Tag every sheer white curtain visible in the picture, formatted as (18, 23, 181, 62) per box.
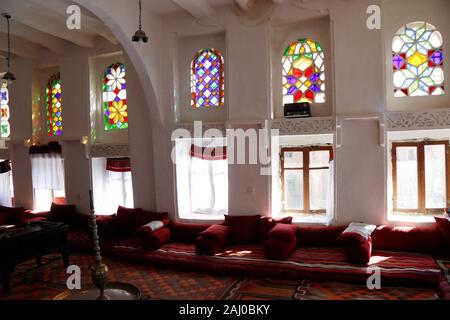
(175, 138, 228, 218)
(91, 158, 134, 215)
(0, 171, 12, 207)
(31, 153, 65, 211)
(326, 159, 334, 217)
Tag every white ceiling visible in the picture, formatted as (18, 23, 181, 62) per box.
(0, 0, 236, 60)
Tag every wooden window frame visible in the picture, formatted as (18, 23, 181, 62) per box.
(280, 146, 332, 214)
(392, 140, 450, 214)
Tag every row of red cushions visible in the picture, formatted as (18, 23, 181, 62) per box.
(113, 206, 169, 237)
(224, 215, 293, 245)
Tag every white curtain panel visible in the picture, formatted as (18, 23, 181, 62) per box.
(175, 138, 228, 218)
(0, 171, 12, 207)
(102, 170, 134, 214)
(31, 153, 65, 191)
(326, 160, 334, 217)
(91, 158, 134, 215)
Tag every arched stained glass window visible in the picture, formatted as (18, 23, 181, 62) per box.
(46, 73, 62, 136)
(392, 21, 444, 97)
(103, 63, 128, 130)
(0, 82, 10, 138)
(190, 48, 224, 108)
(282, 38, 325, 105)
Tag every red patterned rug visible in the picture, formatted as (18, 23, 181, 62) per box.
(0, 253, 440, 300)
(222, 278, 439, 300)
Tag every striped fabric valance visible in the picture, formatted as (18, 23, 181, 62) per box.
(106, 157, 131, 172)
(190, 144, 227, 160)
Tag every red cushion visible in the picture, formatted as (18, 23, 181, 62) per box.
(140, 227, 171, 250)
(224, 215, 261, 245)
(258, 216, 292, 243)
(336, 232, 365, 246)
(136, 210, 169, 229)
(371, 225, 443, 254)
(48, 203, 87, 229)
(344, 236, 372, 265)
(296, 226, 347, 247)
(0, 206, 26, 224)
(196, 225, 230, 255)
(115, 206, 142, 236)
(0, 212, 11, 225)
(196, 236, 226, 256)
(268, 223, 297, 243)
(199, 224, 230, 242)
(169, 221, 210, 242)
(264, 237, 297, 260)
(435, 217, 450, 250)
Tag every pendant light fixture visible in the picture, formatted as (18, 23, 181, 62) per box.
(1, 13, 15, 83)
(131, 0, 149, 43)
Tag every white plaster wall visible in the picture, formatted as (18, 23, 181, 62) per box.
(5, 0, 449, 227)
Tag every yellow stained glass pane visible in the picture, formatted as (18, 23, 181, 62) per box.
(408, 51, 427, 67)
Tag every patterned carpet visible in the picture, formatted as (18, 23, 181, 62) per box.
(0, 253, 441, 300)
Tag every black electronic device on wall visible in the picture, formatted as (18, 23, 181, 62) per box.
(283, 102, 311, 118)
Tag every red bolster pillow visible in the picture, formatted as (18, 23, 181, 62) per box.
(264, 237, 297, 260)
(344, 236, 372, 265)
(258, 216, 293, 243)
(268, 223, 297, 243)
(140, 227, 170, 250)
(435, 217, 450, 251)
(199, 224, 230, 242)
(195, 225, 230, 255)
(196, 236, 226, 255)
(371, 225, 443, 254)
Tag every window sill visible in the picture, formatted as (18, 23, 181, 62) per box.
(292, 215, 332, 225)
(387, 213, 437, 223)
(178, 212, 226, 223)
(270, 214, 332, 225)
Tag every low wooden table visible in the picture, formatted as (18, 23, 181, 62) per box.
(0, 221, 69, 292)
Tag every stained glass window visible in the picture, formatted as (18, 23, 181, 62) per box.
(190, 48, 224, 108)
(103, 63, 128, 130)
(392, 21, 444, 97)
(282, 38, 325, 105)
(46, 73, 62, 136)
(0, 82, 10, 138)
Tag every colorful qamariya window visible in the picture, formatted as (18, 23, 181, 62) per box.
(282, 38, 325, 105)
(103, 63, 128, 130)
(46, 73, 62, 136)
(190, 48, 224, 108)
(392, 21, 444, 97)
(0, 82, 10, 138)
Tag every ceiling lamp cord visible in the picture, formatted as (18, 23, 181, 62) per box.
(131, 0, 149, 43)
(1, 13, 15, 82)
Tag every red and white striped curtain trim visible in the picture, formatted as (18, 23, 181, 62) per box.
(190, 144, 227, 160)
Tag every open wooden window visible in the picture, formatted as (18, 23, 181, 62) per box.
(392, 141, 449, 214)
(281, 146, 332, 214)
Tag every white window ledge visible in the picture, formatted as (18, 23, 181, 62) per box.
(292, 215, 333, 226)
(178, 212, 226, 223)
(388, 214, 436, 223)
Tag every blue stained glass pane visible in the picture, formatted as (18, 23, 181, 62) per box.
(310, 84, 320, 93)
(310, 73, 320, 82)
(431, 51, 443, 65)
(287, 76, 297, 84)
(287, 86, 297, 95)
